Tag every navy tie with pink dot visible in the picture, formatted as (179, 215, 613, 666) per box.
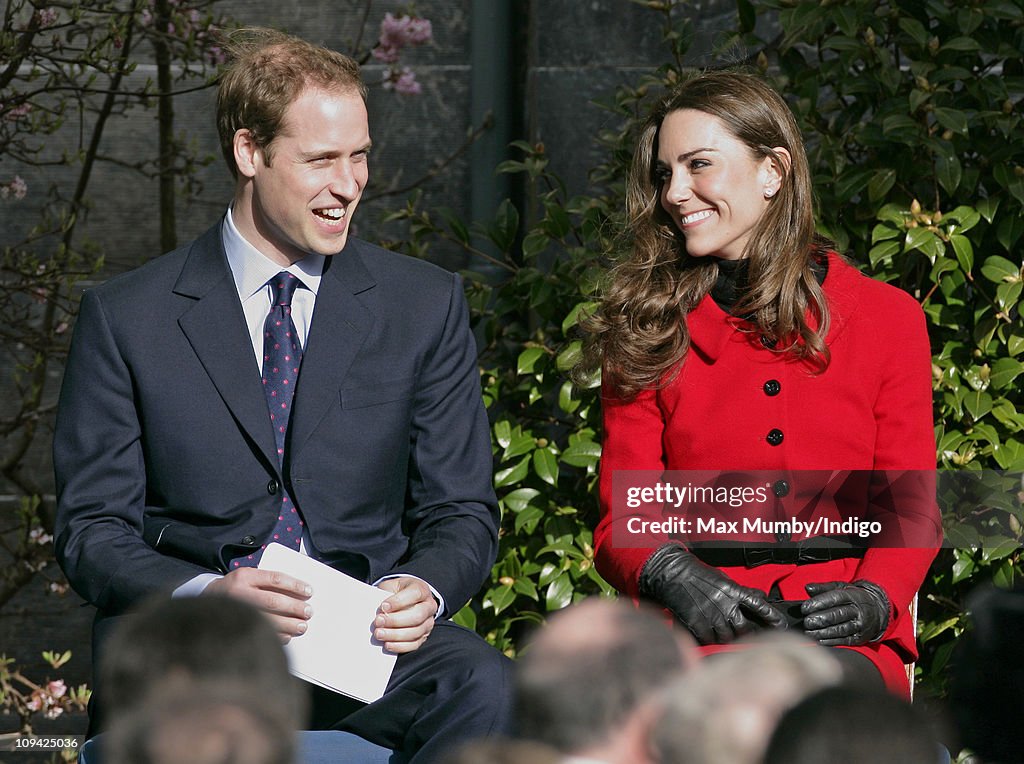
(233, 271, 306, 568)
(263, 272, 303, 461)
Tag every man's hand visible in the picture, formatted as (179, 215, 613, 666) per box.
(374, 576, 437, 654)
(205, 568, 313, 643)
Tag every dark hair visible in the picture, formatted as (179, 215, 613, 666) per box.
(578, 70, 832, 398)
(216, 28, 366, 177)
(764, 686, 940, 764)
(950, 584, 1024, 763)
(104, 682, 295, 764)
(514, 600, 686, 752)
(98, 594, 306, 728)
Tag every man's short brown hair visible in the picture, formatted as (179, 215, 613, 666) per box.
(216, 28, 367, 177)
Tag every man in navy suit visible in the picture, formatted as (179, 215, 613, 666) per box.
(54, 28, 509, 762)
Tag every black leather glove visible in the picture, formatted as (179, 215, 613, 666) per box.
(801, 580, 891, 646)
(638, 544, 787, 645)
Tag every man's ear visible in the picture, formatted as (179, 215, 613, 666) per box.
(233, 129, 261, 179)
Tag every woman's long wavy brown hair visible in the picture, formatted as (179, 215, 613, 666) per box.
(578, 71, 833, 399)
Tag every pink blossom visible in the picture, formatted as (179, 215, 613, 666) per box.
(35, 8, 58, 27)
(372, 44, 400, 64)
(4, 103, 32, 121)
(140, 8, 153, 26)
(29, 527, 53, 545)
(47, 680, 67, 699)
(26, 694, 42, 712)
(383, 67, 421, 96)
(393, 68, 422, 95)
(44, 705, 64, 720)
(376, 13, 433, 55)
(1, 176, 28, 200)
(406, 17, 432, 45)
(207, 45, 226, 65)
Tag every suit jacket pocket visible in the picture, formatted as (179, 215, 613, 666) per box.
(341, 377, 415, 409)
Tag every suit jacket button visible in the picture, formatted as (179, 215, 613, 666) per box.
(776, 531, 792, 543)
(773, 479, 790, 497)
(267, 479, 279, 495)
(766, 429, 784, 446)
(763, 379, 781, 396)
(242, 535, 256, 545)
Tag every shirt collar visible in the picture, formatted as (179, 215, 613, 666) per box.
(222, 206, 325, 298)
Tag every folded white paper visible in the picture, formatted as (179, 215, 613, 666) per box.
(258, 543, 397, 703)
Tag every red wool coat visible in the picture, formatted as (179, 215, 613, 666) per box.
(595, 252, 941, 697)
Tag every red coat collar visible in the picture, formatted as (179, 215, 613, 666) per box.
(687, 251, 863, 363)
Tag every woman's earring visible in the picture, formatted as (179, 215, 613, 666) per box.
(764, 188, 776, 198)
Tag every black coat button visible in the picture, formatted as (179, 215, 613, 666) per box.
(763, 379, 781, 396)
(760, 335, 778, 349)
(242, 535, 256, 545)
(773, 479, 790, 497)
(267, 479, 280, 495)
(776, 531, 792, 543)
(766, 429, 784, 446)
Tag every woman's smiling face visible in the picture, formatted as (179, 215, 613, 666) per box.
(656, 108, 783, 261)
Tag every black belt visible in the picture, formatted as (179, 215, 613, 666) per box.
(690, 537, 867, 568)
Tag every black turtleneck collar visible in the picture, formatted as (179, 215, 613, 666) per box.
(709, 256, 829, 315)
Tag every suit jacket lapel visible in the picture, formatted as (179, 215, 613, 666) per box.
(289, 239, 375, 461)
(173, 223, 280, 469)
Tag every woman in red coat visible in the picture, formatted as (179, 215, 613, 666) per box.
(579, 71, 940, 697)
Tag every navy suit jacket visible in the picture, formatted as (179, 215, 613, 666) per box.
(54, 221, 499, 617)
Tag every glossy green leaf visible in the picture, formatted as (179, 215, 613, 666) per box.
(488, 584, 516, 615)
(514, 505, 545, 535)
(517, 346, 545, 375)
(949, 234, 973, 272)
(556, 341, 582, 372)
(996, 280, 1023, 311)
(936, 152, 962, 194)
(871, 222, 901, 243)
(545, 574, 575, 611)
(561, 440, 602, 468)
(868, 169, 897, 202)
(533, 448, 559, 486)
(933, 107, 969, 136)
(944, 205, 981, 233)
(963, 390, 993, 421)
(941, 36, 981, 52)
(452, 605, 477, 631)
(993, 439, 1024, 470)
(562, 301, 598, 335)
(502, 487, 541, 512)
(905, 227, 942, 260)
(558, 379, 580, 414)
(869, 239, 901, 267)
(898, 17, 929, 47)
(981, 255, 1020, 284)
(494, 455, 530, 488)
(976, 197, 1001, 224)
